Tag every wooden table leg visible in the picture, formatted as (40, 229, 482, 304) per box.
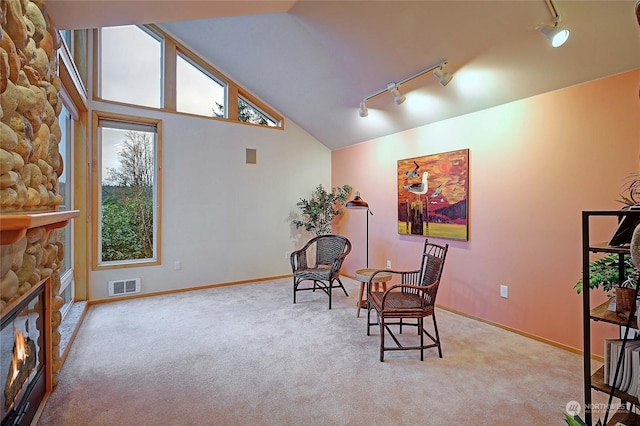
(356, 281, 390, 317)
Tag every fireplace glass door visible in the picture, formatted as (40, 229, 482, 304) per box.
(1, 284, 45, 425)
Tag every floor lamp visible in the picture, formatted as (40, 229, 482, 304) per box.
(346, 192, 373, 268)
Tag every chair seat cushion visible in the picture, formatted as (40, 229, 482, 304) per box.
(294, 268, 332, 281)
(370, 291, 423, 312)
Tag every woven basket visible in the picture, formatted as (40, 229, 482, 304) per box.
(615, 287, 636, 314)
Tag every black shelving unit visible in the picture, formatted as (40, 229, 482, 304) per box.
(582, 210, 640, 425)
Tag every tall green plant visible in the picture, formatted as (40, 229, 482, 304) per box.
(293, 184, 352, 236)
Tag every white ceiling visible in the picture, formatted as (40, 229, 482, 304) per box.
(48, 0, 640, 150)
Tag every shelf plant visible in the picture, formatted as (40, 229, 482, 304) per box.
(292, 184, 352, 236)
(575, 253, 638, 296)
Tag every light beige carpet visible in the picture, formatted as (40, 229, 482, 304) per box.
(37, 277, 599, 425)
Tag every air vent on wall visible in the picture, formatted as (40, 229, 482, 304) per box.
(108, 278, 141, 296)
(246, 148, 257, 164)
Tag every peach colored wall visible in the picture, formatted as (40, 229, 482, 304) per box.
(332, 69, 640, 355)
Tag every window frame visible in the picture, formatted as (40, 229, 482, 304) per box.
(60, 29, 88, 108)
(57, 93, 75, 318)
(93, 24, 283, 128)
(91, 111, 163, 270)
(58, 28, 91, 312)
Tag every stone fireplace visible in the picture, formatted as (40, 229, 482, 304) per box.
(0, 211, 77, 425)
(1, 0, 78, 422)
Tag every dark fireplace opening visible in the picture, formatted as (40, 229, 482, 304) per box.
(1, 279, 47, 426)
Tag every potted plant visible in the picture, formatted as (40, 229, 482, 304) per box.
(575, 253, 639, 313)
(292, 184, 352, 236)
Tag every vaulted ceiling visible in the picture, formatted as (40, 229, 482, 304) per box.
(48, 1, 640, 150)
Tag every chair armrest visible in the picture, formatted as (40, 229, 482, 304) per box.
(379, 280, 440, 308)
(290, 248, 308, 272)
(329, 251, 350, 276)
(366, 269, 420, 293)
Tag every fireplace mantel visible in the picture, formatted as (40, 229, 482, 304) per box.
(0, 210, 80, 245)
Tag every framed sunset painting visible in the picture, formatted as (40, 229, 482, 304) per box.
(397, 149, 469, 240)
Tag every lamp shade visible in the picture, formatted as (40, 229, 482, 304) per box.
(346, 193, 369, 209)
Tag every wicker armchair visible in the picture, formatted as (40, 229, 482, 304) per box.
(367, 239, 448, 361)
(290, 234, 351, 309)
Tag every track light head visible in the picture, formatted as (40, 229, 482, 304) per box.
(541, 24, 569, 47)
(433, 67, 453, 86)
(386, 82, 406, 105)
(541, 0, 569, 47)
(359, 101, 368, 117)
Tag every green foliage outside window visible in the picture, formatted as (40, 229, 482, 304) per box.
(102, 188, 153, 261)
(213, 99, 277, 127)
(101, 131, 155, 262)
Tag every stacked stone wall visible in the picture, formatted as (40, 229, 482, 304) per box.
(0, 0, 63, 211)
(0, 0, 66, 386)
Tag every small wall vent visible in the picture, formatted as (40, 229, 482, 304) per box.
(108, 278, 141, 296)
(246, 148, 257, 164)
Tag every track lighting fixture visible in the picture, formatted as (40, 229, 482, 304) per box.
(359, 101, 368, 117)
(433, 67, 453, 87)
(541, 0, 569, 47)
(358, 59, 452, 117)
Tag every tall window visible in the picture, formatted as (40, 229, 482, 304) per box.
(58, 104, 74, 315)
(99, 25, 163, 108)
(94, 113, 161, 268)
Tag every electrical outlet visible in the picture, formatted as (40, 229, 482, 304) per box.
(174, 261, 182, 270)
(500, 285, 508, 298)
(386, 260, 392, 269)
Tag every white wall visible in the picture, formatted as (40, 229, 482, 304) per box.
(88, 101, 330, 300)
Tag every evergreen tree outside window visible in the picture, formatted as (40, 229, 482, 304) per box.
(238, 97, 280, 127)
(213, 97, 280, 127)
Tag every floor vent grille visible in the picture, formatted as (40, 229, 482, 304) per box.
(108, 278, 141, 296)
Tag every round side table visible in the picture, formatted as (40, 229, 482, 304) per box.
(355, 268, 392, 317)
